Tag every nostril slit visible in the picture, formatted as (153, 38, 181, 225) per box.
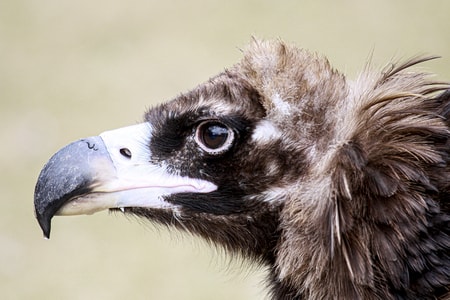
(120, 148, 132, 159)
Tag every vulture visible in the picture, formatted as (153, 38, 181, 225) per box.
(34, 39, 450, 300)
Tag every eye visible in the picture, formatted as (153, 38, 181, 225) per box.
(195, 121, 235, 154)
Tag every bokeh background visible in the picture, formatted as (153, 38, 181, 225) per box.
(1, 1, 450, 299)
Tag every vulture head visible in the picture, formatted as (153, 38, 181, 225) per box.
(34, 39, 450, 299)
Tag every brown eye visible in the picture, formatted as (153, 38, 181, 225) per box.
(195, 121, 234, 154)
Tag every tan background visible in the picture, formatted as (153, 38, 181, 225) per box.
(1, 0, 450, 299)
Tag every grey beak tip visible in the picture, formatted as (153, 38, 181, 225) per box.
(38, 216, 51, 239)
(34, 136, 109, 238)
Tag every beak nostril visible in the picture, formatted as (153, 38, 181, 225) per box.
(119, 148, 132, 159)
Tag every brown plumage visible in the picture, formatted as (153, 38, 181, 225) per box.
(34, 39, 450, 299)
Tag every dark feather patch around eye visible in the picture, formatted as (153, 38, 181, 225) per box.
(148, 109, 202, 156)
(149, 106, 253, 159)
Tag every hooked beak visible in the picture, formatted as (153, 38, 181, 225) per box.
(34, 123, 217, 239)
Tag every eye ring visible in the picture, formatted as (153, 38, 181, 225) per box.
(195, 120, 235, 154)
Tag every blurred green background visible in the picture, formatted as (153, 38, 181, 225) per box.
(1, 0, 449, 299)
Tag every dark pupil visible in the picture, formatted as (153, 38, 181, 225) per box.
(202, 124, 229, 149)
